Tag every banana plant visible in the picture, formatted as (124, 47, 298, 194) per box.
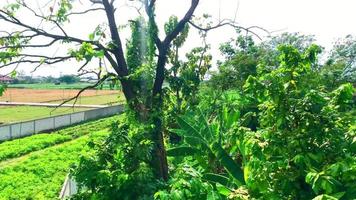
(167, 108, 245, 187)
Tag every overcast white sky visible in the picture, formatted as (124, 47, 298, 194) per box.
(1, 0, 356, 77)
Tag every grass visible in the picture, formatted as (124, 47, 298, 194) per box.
(0, 129, 110, 200)
(0, 106, 90, 124)
(0, 116, 117, 162)
(8, 83, 119, 90)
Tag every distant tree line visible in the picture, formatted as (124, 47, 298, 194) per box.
(12, 74, 81, 84)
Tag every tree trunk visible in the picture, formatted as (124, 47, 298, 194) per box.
(150, 47, 169, 181)
(151, 104, 169, 181)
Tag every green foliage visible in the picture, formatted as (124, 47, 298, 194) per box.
(0, 116, 117, 161)
(260, 32, 317, 66)
(55, 0, 73, 23)
(165, 44, 355, 199)
(211, 35, 260, 90)
(71, 114, 159, 199)
(0, 84, 6, 96)
(125, 17, 155, 107)
(0, 130, 109, 200)
(155, 164, 221, 200)
(0, 32, 25, 64)
(69, 42, 104, 62)
(326, 35, 356, 83)
(210, 33, 319, 91)
(88, 25, 106, 41)
(3, 2, 20, 16)
(168, 47, 211, 105)
(164, 16, 189, 48)
(126, 17, 148, 73)
(241, 45, 355, 199)
(58, 74, 80, 84)
(173, 112, 245, 185)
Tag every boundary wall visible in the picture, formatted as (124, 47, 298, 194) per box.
(0, 105, 124, 142)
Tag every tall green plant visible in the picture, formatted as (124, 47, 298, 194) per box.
(166, 107, 246, 200)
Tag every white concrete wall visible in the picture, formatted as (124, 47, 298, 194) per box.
(21, 122, 35, 137)
(0, 126, 10, 141)
(70, 112, 85, 124)
(0, 105, 124, 142)
(54, 115, 71, 129)
(10, 124, 22, 139)
(35, 118, 55, 133)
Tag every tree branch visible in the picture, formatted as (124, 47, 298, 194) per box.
(163, 0, 200, 46)
(55, 73, 116, 109)
(188, 20, 270, 40)
(102, 0, 129, 77)
(152, 0, 200, 97)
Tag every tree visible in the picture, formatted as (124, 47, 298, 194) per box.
(260, 32, 316, 67)
(210, 35, 261, 91)
(58, 74, 79, 84)
(0, 0, 201, 181)
(325, 35, 356, 83)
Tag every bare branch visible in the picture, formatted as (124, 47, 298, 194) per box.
(188, 20, 269, 40)
(0, 10, 109, 49)
(66, 7, 105, 16)
(90, 0, 103, 4)
(55, 73, 115, 109)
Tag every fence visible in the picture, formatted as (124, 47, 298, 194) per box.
(0, 105, 124, 142)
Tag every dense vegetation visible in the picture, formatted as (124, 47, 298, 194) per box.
(0, 116, 117, 161)
(0, 1, 355, 199)
(0, 130, 109, 200)
(0, 116, 118, 199)
(70, 35, 355, 199)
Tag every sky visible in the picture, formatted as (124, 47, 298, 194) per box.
(0, 0, 356, 77)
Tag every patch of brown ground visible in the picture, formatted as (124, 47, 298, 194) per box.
(0, 88, 121, 103)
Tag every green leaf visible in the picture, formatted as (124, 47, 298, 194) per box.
(166, 146, 200, 157)
(216, 183, 231, 196)
(312, 194, 338, 200)
(0, 84, 6, 96)
(89, 33, 95, 41)
(210, 142, 245, 186)
(95, 50, 105, 58)
(207, 190, 220, 200)
(10, 70, 17, 78)
(203, 173, 230, 186)
(177, 116, 205, 141)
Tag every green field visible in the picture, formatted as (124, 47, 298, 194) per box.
(0, 106, 90, 124)
(8, 83, 119, 90)
(0, 116, 117, 199)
